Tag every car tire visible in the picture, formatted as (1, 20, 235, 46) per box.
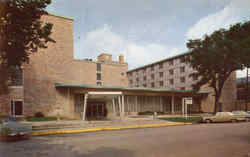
(205, 119, 211, 123)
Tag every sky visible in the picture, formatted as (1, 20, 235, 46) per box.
(46, 0, 250, 78)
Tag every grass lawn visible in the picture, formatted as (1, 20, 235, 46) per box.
(159, 117, 202, 123)
(25, 117, 58, 122)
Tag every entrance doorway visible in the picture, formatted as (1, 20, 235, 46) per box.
(86, 101, 107, 120)
(11, 100, 23, 116)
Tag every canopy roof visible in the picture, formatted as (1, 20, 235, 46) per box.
(55, 82, 211, 95)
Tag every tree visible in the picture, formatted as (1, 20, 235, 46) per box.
(0, 0, 55, 93)
(186, 20, 250, 113)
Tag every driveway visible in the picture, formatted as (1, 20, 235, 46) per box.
(1, 123, 250, 157)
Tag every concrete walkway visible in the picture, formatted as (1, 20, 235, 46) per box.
(22, 116, 171, 131)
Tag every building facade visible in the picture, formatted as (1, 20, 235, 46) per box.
(0, 13, 237, 120)
(127, 53, 237, 112)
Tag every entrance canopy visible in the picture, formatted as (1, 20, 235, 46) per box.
(55, 82, 211, 97)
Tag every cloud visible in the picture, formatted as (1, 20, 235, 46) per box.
(76, 24, 183, 69)
(186, 0, 250, 40)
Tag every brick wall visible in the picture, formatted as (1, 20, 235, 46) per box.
(22, 14, 128, 118)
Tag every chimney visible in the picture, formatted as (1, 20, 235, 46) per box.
(97, 53, 112, 62)
(119, 55, 124, 63)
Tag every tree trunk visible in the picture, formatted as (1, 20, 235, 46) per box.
(213, 96, 219, 114)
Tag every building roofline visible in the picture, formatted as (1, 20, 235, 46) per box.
(47, 11, 74, 21)
(127, 51, 191, 73)
(55, 82, 211, 94)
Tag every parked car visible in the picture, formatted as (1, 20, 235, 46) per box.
(0, 117, 32, 137)
(202, 112, 246, 123)
(232, 110, 250, 121)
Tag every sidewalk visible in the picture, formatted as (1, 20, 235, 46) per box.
(21, 117, 192, 136)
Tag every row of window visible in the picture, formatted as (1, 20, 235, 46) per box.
(136, 81, 186, 90)
(131, 77, 187, 86)
(131, 66, 186, 77)
(96, 63, 102, 86)
(129, 57, 187, 76)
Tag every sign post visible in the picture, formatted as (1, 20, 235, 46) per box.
(182, 97, 193, 119)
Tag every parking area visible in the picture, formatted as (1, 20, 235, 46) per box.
(1, 122, 250, 157)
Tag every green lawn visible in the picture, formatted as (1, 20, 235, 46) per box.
(25, 117, 58, 122)
(159, 117, 202, 123)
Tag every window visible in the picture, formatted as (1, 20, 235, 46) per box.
(97, 73, 101, 81)
(159, 63, 163, 69)
(121, 72, 125, 76)
(143, 76, 147, 81)
(97, 63, 101, 71)
(169, 79, 174, 85)
(143, 84, 147, 87)
(151, 74, 155, 79)
(169, 69, 174, 75)
(11, 100, 23, 116)
(136, 77, 139, 82)
(181, 87, 185, 90)
(9, 67, 23, 86)
(97, 81, 102, 86)
(180, 77, 186, 83)
(151, 65, 154, 71)
(151, 82, 155, 88)
(130, 80, 133, 84)
(169, 60, 174, 65)
(180, 66, 185, 73)
(159, 81, 164, 87)
(193, 75, 198, 81)
(180, 57, 186, 63)
(159, 72, 164, 78)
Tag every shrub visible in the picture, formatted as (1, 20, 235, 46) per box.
(34, 112, 44, 118)
(0, 127, 11, 136)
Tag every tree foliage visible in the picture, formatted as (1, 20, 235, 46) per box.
(186, 20, 250, 113)
(0, 0, 55, 93)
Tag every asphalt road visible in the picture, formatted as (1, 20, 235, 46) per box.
(0, 123, 250, 157)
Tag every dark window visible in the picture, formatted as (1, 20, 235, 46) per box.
(9, 67, 23, 86)
(143, 84, 147, 87)
(159, 72, 164, 77)
(97, 63, 101, 71)
(121, 72, 125, 76)
(97, 82, 102, 86)
(159, 63, 163, 69)
(136, 77, 139, 82)
(169, 60, 174, 65)
(151, 82, 155, 88)
(159, 81, 164, 87)
(97, 73, 101, 81)
(180, 57, 186, 63)
(180, 66, 185, 73)
(169, 69, 174, 75)
(169, 79, 174, 85)
(11, 101, 23, 116)
(130, 80, 133, 84)
(151, 74, 155, 79)
(180, 77, 186, 83)
(151, 66, 154, 71)
(143, 76, 147, 81)
(193, 75, 198, 81)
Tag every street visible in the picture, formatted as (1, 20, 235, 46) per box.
(0, 123, 250, 157)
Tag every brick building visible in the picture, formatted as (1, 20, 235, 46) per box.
(127, 52, 237, 113)
(0, 13, 237, 120)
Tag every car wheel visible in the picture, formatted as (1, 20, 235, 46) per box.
(205, 119, 211, 123)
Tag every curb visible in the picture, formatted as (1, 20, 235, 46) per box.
(28, 122, 192, 136)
